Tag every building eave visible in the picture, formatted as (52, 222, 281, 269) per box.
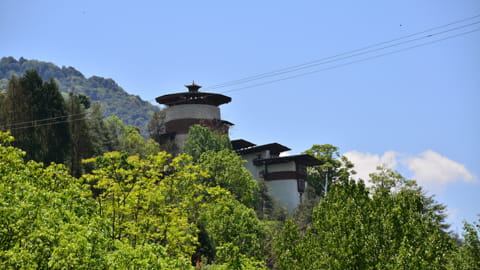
(231, 139, 256, 150)
(235, 142, 291, 155)
(155, 92, 231, 106)
(253, 154, 321, 166)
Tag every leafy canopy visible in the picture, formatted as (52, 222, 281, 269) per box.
(276, 167, 454, 270)
(183, 124, 232, 160)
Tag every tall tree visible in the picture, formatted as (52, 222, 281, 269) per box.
(66, 91, 92, 177)
(0, 75, 31, 149)
(1, 71, 71, 163)
(87, 102, 117, 155)
(28, 73, 71, 164)
(0, 89, 6, 126)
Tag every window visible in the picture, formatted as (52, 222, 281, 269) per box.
(297, 179, 305, 193)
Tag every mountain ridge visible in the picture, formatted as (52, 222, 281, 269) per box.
(0, 56, 159, 135)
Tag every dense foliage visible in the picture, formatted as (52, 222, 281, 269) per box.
(0, 131, 268, 269)
(1, 130, 478, 268)
(275, 167, 461, 270)
(293, 144, 356, 230)
(183, 125, 232, 160)
(0, 70, 70, 164)
(0, 70, 159, 176)
(0, 56, 158, 135)
(447, 217, 480, 270)
(0, 66, 478, 268)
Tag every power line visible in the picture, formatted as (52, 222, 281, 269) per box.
(146, 14, 480, 102)
(157, 21, 480, 97)
(205, 19, 480, 91)
(221, 27, 480, 93)
(204, 14, 480, 90)
(1, 114, 88, 131)
(4, 112, 87, 128)
(147, 14, 480, 98)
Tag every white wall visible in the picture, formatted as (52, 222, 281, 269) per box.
(267, 179, 300, 213)
(242, 152, 264, 179)
(165, 104, 220, 122)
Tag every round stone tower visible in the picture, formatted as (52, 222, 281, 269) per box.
(155, 82, 232, 153)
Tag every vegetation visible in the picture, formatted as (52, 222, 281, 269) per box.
(293, 144, 356, 230)
(0, 66, 478, 268)
(183, 124, 232, 160)
(447, 218, 480, 270)
(1, 125, 479, 268)
(0, 70, 159, 176)
(0, 131, 267, 269)
(0, 70, 71, 164)
(275, 167, 456, 270)
(0, 56, 159, 135)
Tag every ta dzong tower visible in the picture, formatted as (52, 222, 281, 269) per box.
(155, 82, 233, 153)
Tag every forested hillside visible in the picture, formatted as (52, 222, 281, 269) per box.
(0, 56, 158, 135)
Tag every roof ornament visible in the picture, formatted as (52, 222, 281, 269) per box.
(185, 81, 202, 92)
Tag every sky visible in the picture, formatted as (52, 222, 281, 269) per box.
(1, 0, 479, 232)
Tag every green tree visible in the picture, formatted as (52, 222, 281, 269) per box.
(0, 131, 199, 269)
(1, 71, 71, 164)
(448, 217, 480, 270)
(83, 150, 267, 268)
(66, 91, 93, 177)
(1, 75, 36, 158)
(0, 130, 272, 269)
(0, 131, 109, 269)
(87, 102, 117, 155)
(105, 116, 160, 156)
(82, 152, 200, 262)
(198, 191, 267, 268)
(184, 125, 232, 160)
(23, 71, 71, 164)
(275, 167, 454, 270)
(303, 144, 355, 197)
(198, 149, 259, 207)
(294, 144, 355, 230)
(274, 219, 304, 270)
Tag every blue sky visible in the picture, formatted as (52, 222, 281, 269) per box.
(1, 0, 479, 232)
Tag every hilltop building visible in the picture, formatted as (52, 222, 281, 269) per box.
(155, 83, 321, 212)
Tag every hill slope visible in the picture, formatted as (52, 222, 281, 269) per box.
(0, 57, 159, 135)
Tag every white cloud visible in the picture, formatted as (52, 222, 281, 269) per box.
(344, 150, 398, 181)
(405, 150, 476, 192)
(344, 149, 476, 192)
